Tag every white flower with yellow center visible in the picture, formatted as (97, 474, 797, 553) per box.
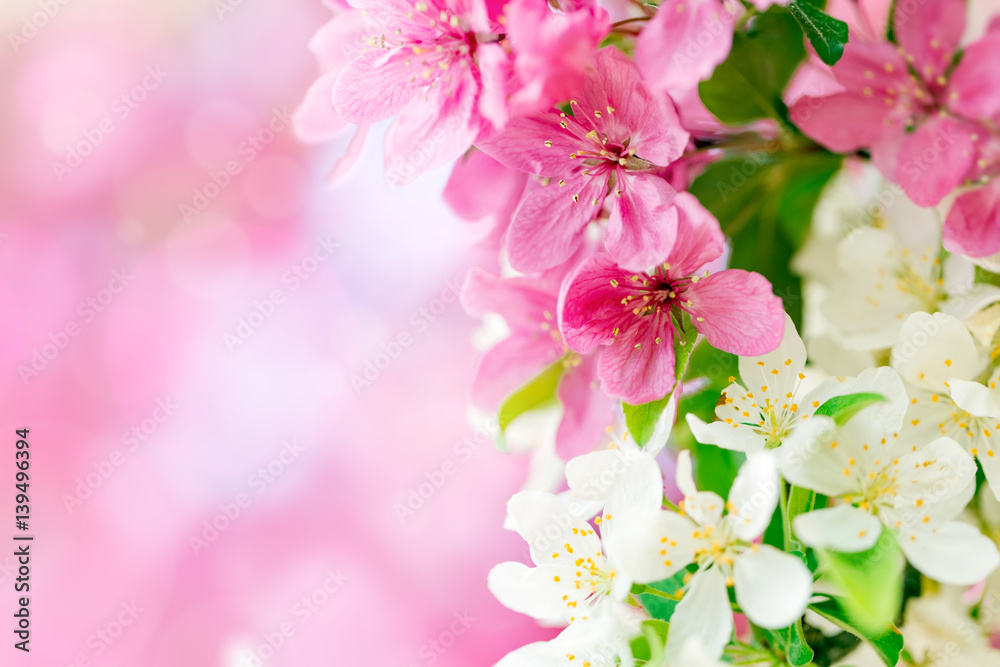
(778, 367, 999, 584)
(489, 486, 656, 628)
(613, 450, 813, 662)
(890, 311, 1000, 499)
(818, 204, 1000, 351)
(686, 315, 827, 452)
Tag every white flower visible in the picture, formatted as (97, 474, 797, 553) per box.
(779, 367, 999, 584)
(564, 414, 671, 543)
(890, 311, 1000, 499)
(686, 314, 823, 453)
(613, 450, 813, 661)
(686, 315, 904, 454)
(489, 481, 659, 627)
(806, 192, 1000, 351)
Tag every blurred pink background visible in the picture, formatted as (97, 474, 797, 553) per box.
(0, 0, 547, 664)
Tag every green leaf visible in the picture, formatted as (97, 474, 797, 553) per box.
(698, 8, 807, 124)
(623, 394, 672, 447)
(622, 310, 698, 447)
(817, 529, 903, 636)
(694, 441, 745, 499)
(788, 1, 850, 65)
(637, 567, 693, 622)
(814, 392, 887, 427)
(763, 620, 815, 666)
(497, 357, 566, 435)
(787, 485, 817, 547)
(809, 596, 904, 667)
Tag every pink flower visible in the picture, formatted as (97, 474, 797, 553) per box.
(635, 0, 736, 96)
(559, 194, 784, 404)
(790, 0, 999, 208)
(944, 179, 1000, 259)
(332, 0, 504, 184)
(476, 47, 690, 272)
(461, 267, 616, 459)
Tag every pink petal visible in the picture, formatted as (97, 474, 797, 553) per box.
(605, 172, 678, 271)
(506, 0, 610, 116)
(943, 181, 1000, 259)
(294, 71, 350, 144)
(578, 48, 690, 166)
(597, 324, 676, 404)
(894, 115, 976, 207)
(326, 124, 371, 185)
(333, 48, 421, 123)
(507, 173, 608, 272)
(475, 114, 584, 176)
(475, 41, 513, 130)
(833, 42, 907, 87)
(790, 93, 898, 153)
(461, 268, 558, 330)
(894, 0, 965, 82)
(685, 269, 784, 356)
(444, 150, 527, 221)
(382, 72, 481, 185)
(665, 192, 725, 276)
(558, 253, 631, 354)
(555, 354, 616, 459)
(948, 34, 1000, 124)
(309, 12, 369, 68)
(472, 335, 565, 409)
(635, 0, 734, 95)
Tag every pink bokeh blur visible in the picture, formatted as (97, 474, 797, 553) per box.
(0, 0, 548, 664)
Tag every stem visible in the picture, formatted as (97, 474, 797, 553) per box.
(780, 479, 792, 551)
(610, 16, 650, 28)
(632, 584, 682, 601)
(663, 494, 681, 513)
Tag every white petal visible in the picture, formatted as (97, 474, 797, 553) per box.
(950, 379, 1000, 420)
(792, 505, 882, 552)
(778, 416, 856, 497)
(737, 313, 806, 409)
(891, 437, 977, 528)
(803, 367, 908, 434)
(608, 510, 696, 584)
(726, 451, 779, 541)
(488, 562, 572, 624)
(734, 545, 812, 629)
(507, 491, 602, 565)
(890, 312, 983, 392)
(676, 449, 697, 497)
(679, 639, 728, 667)
(979, 446, 1000, 501)
(686, 413, 765, 454)
(900, 522, 1000, 585)
(665, 566, 733, 663)
(684, 491, 726, 528)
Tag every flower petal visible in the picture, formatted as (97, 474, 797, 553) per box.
(792, 505, 882, 552)
(507, 173, 607, 272)
(900, 522, 1000, 585)
(685, 270, 784, 356)
(605, 172, 678, 271)
(943, 181, 1000, 259)
(890, 312, 983, 393)
(665, 566, 733, 662)
(726, 451, 779, 541)
(734, 545, 812, 629)
(333, 48, 421, 123)
(893, 0, 965, 83)
(893, 115, 976, 207)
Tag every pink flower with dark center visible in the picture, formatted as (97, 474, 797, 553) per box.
(559, 194, 784, 404)
(476, 47, 690, 273)
(790, 0, 999, 208)
(461, 266, 616, 459)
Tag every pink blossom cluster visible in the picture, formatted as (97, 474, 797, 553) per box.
(297, 0, 787, 459)
(792, 0, 1000, 258)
